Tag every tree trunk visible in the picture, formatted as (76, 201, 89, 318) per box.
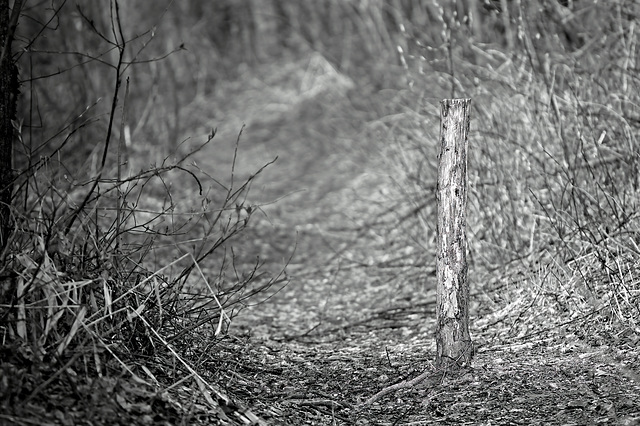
(435, 98, 473, 369)
(0, 0, 20, 251)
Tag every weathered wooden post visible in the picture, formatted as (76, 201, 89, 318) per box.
(436, 98, 473, 369)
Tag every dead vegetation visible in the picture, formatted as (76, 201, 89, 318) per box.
(1, 1, 639, 425)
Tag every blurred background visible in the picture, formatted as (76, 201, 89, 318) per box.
(10, 0, 640, 339)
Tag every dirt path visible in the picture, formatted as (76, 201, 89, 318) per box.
(187, 57, 420, 339)
(211, 328, 640, 425)
(189, 58, 640, 425)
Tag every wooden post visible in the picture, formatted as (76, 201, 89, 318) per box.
(436, 98, 473, 369)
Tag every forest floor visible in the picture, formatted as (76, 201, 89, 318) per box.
(184, 56, 640, 425)
(5, 54, 640, 426)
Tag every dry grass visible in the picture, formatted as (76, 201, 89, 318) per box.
(380, 0, 640, 344)
(1, 0, 639, 424)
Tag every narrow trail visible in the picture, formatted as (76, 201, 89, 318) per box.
(186, 58, 640, 425)
(189, 58, 429, 341)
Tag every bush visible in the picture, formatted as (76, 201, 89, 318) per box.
(1, 2, 285, 422)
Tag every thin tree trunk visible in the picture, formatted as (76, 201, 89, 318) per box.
(0, 0, 21, 251)
(435, 98, 473, 369)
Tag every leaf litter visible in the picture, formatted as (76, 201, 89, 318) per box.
(192, 58, 640, 425)
(3, 53, 640, 426)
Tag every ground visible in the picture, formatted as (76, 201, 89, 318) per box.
(3, 52, 640, 426)
(183, 56, 640, 425)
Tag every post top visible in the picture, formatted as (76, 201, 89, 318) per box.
(441, 98, 471, 103)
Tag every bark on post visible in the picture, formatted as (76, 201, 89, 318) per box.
(436, 98, 472, 369)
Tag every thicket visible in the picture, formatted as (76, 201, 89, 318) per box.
(385, 0, 640, 343)
(1, 0, 638, 424)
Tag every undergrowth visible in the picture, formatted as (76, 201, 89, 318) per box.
(381, 0, 640, 345)
(1, 2, 285, 424)
(1, 0, 639, 424)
